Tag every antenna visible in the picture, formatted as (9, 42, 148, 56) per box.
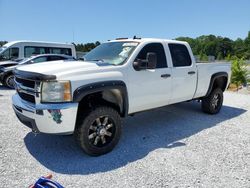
(72, 29, 75, 43)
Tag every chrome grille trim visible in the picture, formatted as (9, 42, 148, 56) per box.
(14, 76, 41, 104)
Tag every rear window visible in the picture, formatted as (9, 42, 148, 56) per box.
(169, 44, 192, 67)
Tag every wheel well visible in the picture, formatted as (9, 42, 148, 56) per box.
(3, 72, 13, 81)
(212, 76, 228, 92)
(77, 89, 126, 118)
(205, 73, 228, 97)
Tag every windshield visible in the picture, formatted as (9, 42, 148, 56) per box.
(84, 42, 139, 65)
(19, 57, 32, 65)
(0, 47, 7, 53)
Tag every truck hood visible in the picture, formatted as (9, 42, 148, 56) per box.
(16, 60, 113, 79)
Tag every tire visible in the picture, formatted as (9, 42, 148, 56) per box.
(75, 106, 122, 156)
(4, 74, 15, 89)
(202, 88, 223, 114)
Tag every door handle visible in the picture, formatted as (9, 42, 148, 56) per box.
(188, 71, 196, 75)
(161, 74, 171, 78)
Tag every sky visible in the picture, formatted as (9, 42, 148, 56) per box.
(0, 0, 250, 44)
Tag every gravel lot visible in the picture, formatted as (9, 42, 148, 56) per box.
(0, 85, 250, 187)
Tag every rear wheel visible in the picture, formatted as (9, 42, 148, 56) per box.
(4, 74, 15, 89)
(202, 88, 223, 114)
(75, 106, 122, 156)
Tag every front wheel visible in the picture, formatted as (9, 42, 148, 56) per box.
(75, 106, 122, 156)
(4, 74, 15, 89)
(202, 88, 223, 114)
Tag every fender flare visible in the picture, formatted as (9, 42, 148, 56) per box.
(73, 80, 129, 116)
(205, 72, 228, 97)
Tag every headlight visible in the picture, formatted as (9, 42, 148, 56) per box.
(41, 81, 72, 103)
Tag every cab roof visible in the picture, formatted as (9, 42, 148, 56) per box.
(108, 38, 188, 45)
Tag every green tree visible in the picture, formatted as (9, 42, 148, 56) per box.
(217, 52, 223, 60)
(0, 41, 8, 47)
(244, 31, 250, 59)
(233, 38, 245, 58)
(175, 32, 249, 60)
(75, 41, 101, 52)
(231, 58, 249, 90)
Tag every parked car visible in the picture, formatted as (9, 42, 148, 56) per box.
(0, 41, 76, 61)
(12, 38, 231, 156)
(0, 54, 74, 88)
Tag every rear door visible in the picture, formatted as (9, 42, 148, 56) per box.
(168, 43, 197, 104)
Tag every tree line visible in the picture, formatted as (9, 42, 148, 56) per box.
(0, 41, 8, 47)
(73, 41, 101, 52)
(176, 31, 250, 60)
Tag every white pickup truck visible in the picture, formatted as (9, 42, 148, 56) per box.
(12, 38, 231, 156)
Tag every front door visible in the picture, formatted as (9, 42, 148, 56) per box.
(128, 43, 172, 113)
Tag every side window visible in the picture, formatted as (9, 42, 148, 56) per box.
(50, 48, 72, 56)
(0, 48, 19, 60)
(136, 43, 167, 68)
(48, 56, 65, 61)
(50, 48, 61, 54)
(169, 44, 192, 67)
(0, 49, 10, 60)
(66, 48, 72, 56)
(32, 56, 48, 63)
(24, 47, 46, 57)
(10, 48, 19, 59)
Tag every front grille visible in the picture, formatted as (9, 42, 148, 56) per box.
(17, 91, 35, 103)
(15, 77, 35, 88)
(15, 76, 38, 104)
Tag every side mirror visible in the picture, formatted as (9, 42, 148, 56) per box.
(133, 52, 157, 71)
(133, 59, 146, 71)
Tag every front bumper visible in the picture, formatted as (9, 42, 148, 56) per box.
(12, 94, 78, 134)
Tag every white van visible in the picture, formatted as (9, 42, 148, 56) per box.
(0, 41, 76, 61)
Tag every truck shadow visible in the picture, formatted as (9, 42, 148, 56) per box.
(24, 101, 246, 175)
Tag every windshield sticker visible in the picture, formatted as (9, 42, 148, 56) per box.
(119, 47, 132, 57)
(122, 43, 138, 47)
